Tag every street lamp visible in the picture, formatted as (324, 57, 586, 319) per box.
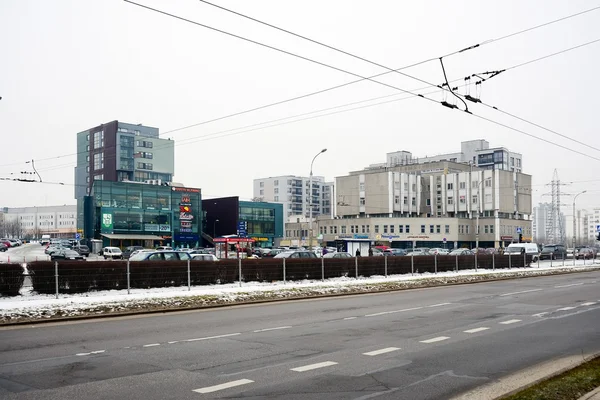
(213, 219, 219, 238)
(573, 190, 586, 247)
(309, 148, 327, 252)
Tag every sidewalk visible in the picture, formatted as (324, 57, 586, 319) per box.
(580, 387, 600, 400)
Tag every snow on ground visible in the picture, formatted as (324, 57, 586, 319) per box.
(1, 256, 599, 322)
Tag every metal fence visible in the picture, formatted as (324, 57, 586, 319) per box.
(0, 253, 549, 298)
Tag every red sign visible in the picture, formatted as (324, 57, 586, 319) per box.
(172, 187, 200, 193)
(180, 205, 191, 213)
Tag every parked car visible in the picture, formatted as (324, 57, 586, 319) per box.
(383, 248, 407, 256)
(7, 239, 20, 247)
(50, 249, 85, 261)
(191, 254, 219, 262)
(102, 247, 123, 260)
(273, 251, 318, 259)
(575, 247, 595, 260)
(45, 245, 67, 255)
(323, 252, 353, 258)
(122, 246, 144, 259)
(263, 249, 284, 258)
(74, 245, 90, 257)
(539, 244, 567, 260)
(429, 248, 449, 255)
(1, 240, 11, 248)
(129, 251, 191, 261)
(449, 249, 474, 256)
(0, 243, 7, 252)
(156, 246, 174, 251)
(406, 248, 430, 256)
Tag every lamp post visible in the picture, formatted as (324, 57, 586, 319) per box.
(573, 190, 586, 247)
(213, 219, 219, 238)
(309, 148, 327, 252)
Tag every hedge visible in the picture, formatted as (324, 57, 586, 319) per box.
(0, 264, 25, 296)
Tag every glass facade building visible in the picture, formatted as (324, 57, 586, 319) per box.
(89, 181, 202, 248)
(239, 201, 284, 247)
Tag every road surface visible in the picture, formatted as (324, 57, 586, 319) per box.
(0, 269, 598, 399)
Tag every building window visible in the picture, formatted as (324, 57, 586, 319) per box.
(259, 189, 264, 195)
(459, 182, 466, 189)
(86, 176, 90, 183)
(274, 188, 279, 194)
(274, 180, 279, 186)
(334, 226, 337, 234)
(448, 197, 454, 205)
(137, 162, 153, 170)
(366, 225, 370, 233)
(484, 225, 489, 234)
(394, 195, 399, 204)
(390, 225, 394, 233)
(93, 174, 103, 181)
(351, 225, 355, 234)
(383, 225, 388, 234)
(447, 183, 453, 190)
(86, 155, 90, 162)
(93, 153, 104, 170)
(517, 159, 521, 168)
(360, 198, 365, 205)
(429, 225, 434, 233)
(274, 195, 279, 201)
(341, 226, 347, 234)
(375, 225, 379, 233)
(86, 165, 90, 173)
(472, 195, 478, 204)
(426, 199, 431, 206)
(411, 198, 416, 206)
(472, 181, 478, 189)
(421, 225, 425, 233)
(490, 225, 494, 234)
(141, 152, 153, 159)
(405, 225, 410, 233)
(436, 225, 441, 234)
(398, 225, 403, 233)
(93, 131, 104, 149)
(359, 182, 365, 191)
(361, 225, 365, 233)
(259, 182, 264, 188)
(136, 140, 153, 148)
(86, 145, 90, 151)
(403, 196, 408, 205)
(466, 225, 470, 234)
(485, 178, 492, 187)
(510, 157, 515, 166)
(445, 225, 450, 234)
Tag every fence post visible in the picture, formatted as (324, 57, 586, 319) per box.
(434, 254, 437, 274)
(583, 255, 586, 266)
(550, 253, 553, 268)
(523, 251, 527, 269)
(537, 255, 540, 268)
(283, 258, 286, 284)
(187, 258, 191, 291)
(127, 259, 131, 295)
(384, 254, 388, 278)
(411, 254, 414, 276)
(238, 257, 242, 287)
(54, 260, 59, 299)
(455, 254, 458, 273)
(508, 252, 512, 270)
(562, 252, 565, 267)
(492, 252, 495, 270)
(573, 253, 576, 266)
(475, 252, 478, 272)
(355, 256, 358, 279)
(321, 257, 325, 282)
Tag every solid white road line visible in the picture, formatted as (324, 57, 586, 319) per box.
(343, 317, 358, 320)
(420, 336, 450, 344)
(363, 347, 401, 356)
(532, 312, 549, 317)
(90, 350, 105, 354)
(290, 361, 338, 372)
(168, 341, 179, 344)
(427, 302, 452, 308)
(556, 306, 576, 311)
(500, 289, 542, 297)
(464, 327, 490, 334)
(186, 333, 241, 342)
(499, 319, 522, 325)
(253, 326, 292, 333)
(365, 307, 423, 317)
(554, 283, 584, 288)
(581, 302, 597, 306)
(193, 379, 254, 394)
(143, 343, 160, 347)
(76, 353, 90, 356)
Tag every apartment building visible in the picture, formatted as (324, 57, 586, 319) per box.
(1, 205, 77, 238)
(253, 175, 334, 219)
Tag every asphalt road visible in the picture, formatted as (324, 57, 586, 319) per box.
(0, 269, 599, 399)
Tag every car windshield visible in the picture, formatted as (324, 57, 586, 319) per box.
(541, 246, 558, 252)
(64, 250, 80, 256)
(506, 247, 524, 253)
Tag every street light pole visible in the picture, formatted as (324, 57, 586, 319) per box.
(309, 148, 327, 252)
(573, 190, 586, 247)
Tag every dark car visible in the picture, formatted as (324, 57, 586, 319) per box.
(129, 251, 191, 261)
(75, 245, 90, 257)
(51, 249, 85, 261)
(384, 248, 407, 256)
(0, 243, 7, 252)
(122, 246, 144, 259)
(575, 247, 595, 260)
(273, 251, 318, 259)
(539, 244, 567, 260)
(263, 249, 284, 258)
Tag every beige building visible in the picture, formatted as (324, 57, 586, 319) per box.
(305, 160, 532, 249)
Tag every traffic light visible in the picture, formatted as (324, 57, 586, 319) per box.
(519, 233, 523, 243)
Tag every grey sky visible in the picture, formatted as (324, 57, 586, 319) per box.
(1, 0, 599, 217)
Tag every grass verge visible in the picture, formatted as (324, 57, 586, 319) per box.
(502, 355, 600, 400)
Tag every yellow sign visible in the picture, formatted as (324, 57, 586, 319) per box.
(253, 237, 269, 242)
(77, 229, 83, 233)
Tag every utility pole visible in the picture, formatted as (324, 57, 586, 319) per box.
(308, 149, 327, 252)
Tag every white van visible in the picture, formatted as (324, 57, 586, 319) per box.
(102, 247, 123, 260)
(40, 234, 51, 246)
(505, 243, 540, 262)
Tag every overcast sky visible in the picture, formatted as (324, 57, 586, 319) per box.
(1, 0, 599, 223)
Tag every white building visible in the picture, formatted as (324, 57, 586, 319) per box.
(253, 175, 334, 219)
(0, 205, 77, 238)
(583, 209, 600, 243)
(532, 203, 553, 243)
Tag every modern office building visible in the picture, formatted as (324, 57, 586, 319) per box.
(308, 159, 532, 249)
(383, 139, 522, 173)
(0, 205, 77, 238)
(203, 197, 284, 247)
(74, 120, 175, 230)
(252, 175, 334, 219)
(85, 181, 201, 248)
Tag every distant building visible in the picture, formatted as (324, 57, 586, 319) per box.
(253, 175, 334, 219)
(532, 203, 552, 243)
(1, 205, 77, 238)
(583, 209, 600, 243)
(74, 120, 175, 230)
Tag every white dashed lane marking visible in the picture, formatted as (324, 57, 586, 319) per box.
(554, 283, 584, 288)
(532, 312, 549, 317)
(253, 326, 292, 333)
(365, 307, 423, 317)
(420, 336, 450, 344)
(463, 327, 490, 334)
(556, 307, 576, 311)
(363, 347, 401, 356)
(186, 333, 241, 342)
(427, 302, 452, 308)
(581, 302, 597, 306)
(500, 289, 542, 297)
(193, 379, 254, 394)
(143, 343, 160, 348)
(343, 317, 357, 320)
(290, 361, 338, 372)
(499, 319, 522, 325)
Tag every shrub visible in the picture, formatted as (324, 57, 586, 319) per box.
(0, 263, 25, 296)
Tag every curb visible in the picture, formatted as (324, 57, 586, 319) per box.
(579, 386, 600, 400)
(1, 266, 598, 327)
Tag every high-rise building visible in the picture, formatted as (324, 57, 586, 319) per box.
(583, 209, 600, 242)
(74, 121, 175, 229)
(253, 175, 334, 219)
(532, 203, 553, 243)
